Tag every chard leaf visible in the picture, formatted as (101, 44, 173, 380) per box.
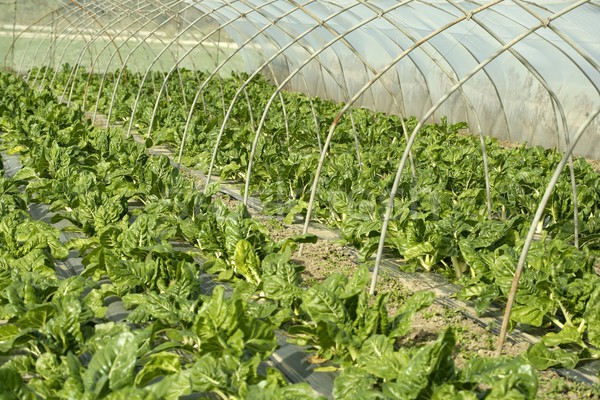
(283, 200, 307, 225)
(247, 381, 324, 400)
(135, 352, 181, 387)
(233, 239, 262, 285)
(12, 166, 38, 182)
(525, 342, 579, 370)
(0, 325, 19, 352)
(382, 328, 455, 399)
(341, 264, 371, 299)
(431, 384, 478, 400)
(510, 304, 549, 327)
(355, 334, 404, 380)
(19, 303, 55, 329)
(461, 356, 538, 399)
(240, 316, 277, 356)
(190, 353, 262, 396)
(0, 367, 36, 399)
(541, 324, 585, 348)
(143, 368, 193, 400)
(83, 331, 138, 397)
(194, 285, 241, 342)
(333, 366, 380, 400)
(302, 284, 347, 325)
(403, 242, 436, 265)
(583, 286, 600, 347)
(84, 286, 110, 318)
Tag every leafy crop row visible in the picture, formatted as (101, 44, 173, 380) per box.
(50, 66, 600, 373)
(0, 71, 541, 398)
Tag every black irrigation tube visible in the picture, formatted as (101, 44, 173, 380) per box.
(123, 132, 600, 387)
(0, 136, 338, 398)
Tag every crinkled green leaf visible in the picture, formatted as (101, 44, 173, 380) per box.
(462, 356, 538, 399)
(0, 324, 19, 352)
(525, 342, 579, 370)
(302, 285, 347, 325)
(0, 367, 36, 399)
(83, 331, 138, 396)
(19, 303, 55, 329)
(583, 286, 600, 347)
(135, 352, 181, 387)
(382, 328, 455, 399)
(333, 366, 381, 400)
(233, 239, 262, 285)
(541, 324, 585, 348)
(510, 304, 548, 327)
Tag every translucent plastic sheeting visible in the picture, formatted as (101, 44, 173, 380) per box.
(187, 0, 600, 159)
(1, 0, 248, 75)
(3, 1, 598, 156)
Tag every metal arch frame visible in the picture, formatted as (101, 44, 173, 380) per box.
(240, 0, 426, 206)
(144, 0, 304, 141)
(361, 0, 498, 218)
(34, 2, 123, 90)
(447, 0, 599, 249)
(62, 0, 156, 108)
(348, 3, 421, 119)
(365, 1, 582, 229)
(125, 0, 276, 135)
(122, 0, 261, 135)
(170, 0, 333, 159)
(515, 0, 600, 75)
(106, 4, 218, 128)
(243, 0, 298, 147)
(297, 0, 503, 263)
(496, 105, 600, 355)
(284, 0, 414, 170)
(38, 2, 130, 90)
(197, 0, 384, 193)
(461, 0, 599, 141)
(90, 0, 193, 124)
(375, 2, 457, 119)
(284, 1, 364, 105)
(4, 2, 69, 72)
(233, 0, 363, 160)
(445, 0, 590, 247)
(180, 0, 326, 163)
(286, 0, 414, 156)
(239, 0, 493, 214)
(62, 0, 191, 107)
(24, 2, 96, 86)
(274, 0, 334, 104)
(440, 1, 575, 244)
(70, 0, 196, 111)
(123, 0, 252, 137)
(105, 0, 228, 128)
(511, 4, 600, 244)
(344, 1, 439, 176)
(366, 1, 590, 296)
(12, 1, 77, 75)
(171, 0, 341, 171)
(402, 1, 511, 135)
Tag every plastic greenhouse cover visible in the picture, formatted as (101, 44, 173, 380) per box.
(190, 1, 598, 156)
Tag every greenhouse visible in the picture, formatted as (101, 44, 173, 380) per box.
(0, 0, 599, 398)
